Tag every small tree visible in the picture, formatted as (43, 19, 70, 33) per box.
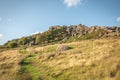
(18, 37, 28, 45)
(6, 40, 18, 48)
(35, 35, 41, 45)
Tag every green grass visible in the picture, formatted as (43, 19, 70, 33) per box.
(81, 29, 106, 39)
(19, 54, 41, 80)
(66, 29, 106, 42)
(19, 49, 28, 54)
(21, 64, 40, 80)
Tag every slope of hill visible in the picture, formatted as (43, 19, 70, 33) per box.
(0, 38, 120, 80)
(3, 24, 120, 48)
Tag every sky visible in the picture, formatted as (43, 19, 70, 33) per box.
(0, 0, 120, 45)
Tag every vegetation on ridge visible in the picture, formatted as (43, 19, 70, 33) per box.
(3, 24, 120, 48)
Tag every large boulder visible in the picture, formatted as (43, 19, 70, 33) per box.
(56, 45, 70, 51)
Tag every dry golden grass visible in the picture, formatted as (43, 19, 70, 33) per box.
(0, 38, 120, 80)
(0, 50, 23, 80)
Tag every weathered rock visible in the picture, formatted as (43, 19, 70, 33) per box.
(57, 45, 70, 51)
(66, 25, 120, 39)
(29, 40, 35, 46)
(46, 54, 55, 59)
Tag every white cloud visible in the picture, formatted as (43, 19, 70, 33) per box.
(116, 17, 120, 22)
(0, 34, 3, 39)
(64, 0, 83, 7)
(31, 32, 42, 35)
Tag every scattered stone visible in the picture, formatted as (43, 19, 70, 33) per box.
(46, 53, 55, 59)
(51, 71, 62, 78)
(29, 40, 35, 46)
(57, 45, 70, 51)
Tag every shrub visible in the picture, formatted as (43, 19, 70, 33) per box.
(19, 49, 27, 54)
(18, 37, 28, 45)
(6, 40, 18, 48)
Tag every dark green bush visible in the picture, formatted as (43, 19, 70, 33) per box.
(6, 40, 18, 48)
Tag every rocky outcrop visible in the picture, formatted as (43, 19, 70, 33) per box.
(65, 25, 120, 38)
(4, 24, 120, 48)
(66, 24, 89, 37)
(29, 40, 35, 46)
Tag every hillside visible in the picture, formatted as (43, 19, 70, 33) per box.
(3, 24, 120, 48)
(0, 24, 120, 80)
(0, 38, 120, 80)
(0, 0, 120, 79)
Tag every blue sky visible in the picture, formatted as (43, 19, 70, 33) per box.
(0, 0, 120, 45)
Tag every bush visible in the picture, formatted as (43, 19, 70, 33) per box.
(6, 40, 18, 48)
(19, 49, 27, 54)
(18, 37, 28, 45)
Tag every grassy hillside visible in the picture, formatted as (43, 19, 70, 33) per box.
(0, 38, 120, 80)
(3, 25, 120, 48)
